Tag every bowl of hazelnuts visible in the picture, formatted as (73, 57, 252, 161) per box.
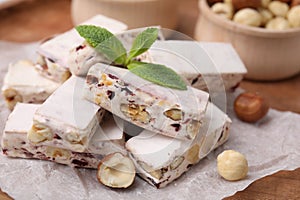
(195, 0, 300, 81)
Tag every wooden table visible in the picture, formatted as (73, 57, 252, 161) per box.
(0, 0, 299, 199)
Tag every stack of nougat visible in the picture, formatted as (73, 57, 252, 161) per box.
(1, 14, 247, 188)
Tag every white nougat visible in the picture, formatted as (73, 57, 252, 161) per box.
(2, 103, 125, 169)
(126, 103, 231, 188)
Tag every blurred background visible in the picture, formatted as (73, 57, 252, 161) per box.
(0, 0, 299, 114)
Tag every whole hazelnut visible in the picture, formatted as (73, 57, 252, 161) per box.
(291, 0, 300, 7)
(259, 8, 274, 26)
(217, 150, 248, 181)
(234, 92, 269, 123)
(233, 8, 262, 27)
(231, 0, 261, 10)
(287, 5, 300, 27)
(268, 1, 289, 17)
(266, 17, 291, 30)
(211, 2, 234, 19)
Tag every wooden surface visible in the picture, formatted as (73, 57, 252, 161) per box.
(0, 0, 299, 199)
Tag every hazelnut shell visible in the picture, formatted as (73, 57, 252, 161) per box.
(234, 92, 269, 123)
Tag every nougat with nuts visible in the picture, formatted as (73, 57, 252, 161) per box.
(1, 60, 60, 110)
(126, 103, 231, 188)
(2, 103, 125, 169)
(84, 63, 209, 140)
(37, 15, 127, 83)
(68, 26, 164, 77)
(150, 41, 247, 92)
(28, 76, 105, 152)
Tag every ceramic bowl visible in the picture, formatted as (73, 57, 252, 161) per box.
(195, 0, 300, 81)
(71, 0, 178, 30)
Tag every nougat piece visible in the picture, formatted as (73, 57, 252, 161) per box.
(1, 103, 125, 169)
(28, 76, 105, 152)
(84, 63, 209, 140)
(36, 14, 128, 83)
(150, 41, 247, 92)
(1, 60, 60, 110)
(126, 103, 231, 188)
(68, 27, 164, 76)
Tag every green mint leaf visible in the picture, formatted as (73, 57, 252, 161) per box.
(95, 35, 127, 65)
(75, 25, 113, 48)
(127, 28, 158, 62)
(128, 61, 187, 90)
(76, 25, 127, 65)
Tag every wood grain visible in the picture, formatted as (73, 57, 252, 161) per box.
(0, 0, 299, 199)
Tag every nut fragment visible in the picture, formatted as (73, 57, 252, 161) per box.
(211, 2, 234, 19)
(138, 161, 163, 180)
(233, 8, 262, 27)
(2, 88, 23, 110)
(163, 108, 183, 121)
(186, 120, 202, 139)
(266, 17, 290, 30)
(66, 132, 82, 144)
(28, 123, 53, 143)
(268, 1, 289, 17)
(217, 150, 248, 181)
(186, 144, 200, 164)
(97, 152, 135, 188)
(170, 156, 185, 170)
(45, 147, 71, 160)
(231, 0, 261, 10)
(120, 104, 151, 124)
(287, 5, 300, 27)
(234, 92, 269, 123)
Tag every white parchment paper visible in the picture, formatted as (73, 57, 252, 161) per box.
(0, 41, 299, 200)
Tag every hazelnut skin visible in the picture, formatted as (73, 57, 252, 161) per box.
(231, 0, 261, 10)
(234, 92, 269, 123)
(291, 0, 300, 7)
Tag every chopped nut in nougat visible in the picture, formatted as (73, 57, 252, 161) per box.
(211, 2, 234, 19)
(29, 76, 105, 152)
(266, 17, 290, 30)
(1, 60, 60, 110)
(84, 63, 209, 140)
(37, 15, 127, 82)
(126, 103, 231, 188)
(287, 5, 300, 27)
(97, 153, 135, 188)
(1, 103, 126, 169)
(233, 8, 262, 27)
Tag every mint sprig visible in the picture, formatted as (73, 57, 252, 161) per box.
(76, 25, 187, 90)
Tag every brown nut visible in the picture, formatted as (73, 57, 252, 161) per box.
(97, 152, 135, 188)
(277, 0, 291, 3)
(207, 0, 223, 6)
(231, 0, 261, 10)
(291, 0, 300, 7)
(261, 0, 271, 8)
(234, 92, 269, 123)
